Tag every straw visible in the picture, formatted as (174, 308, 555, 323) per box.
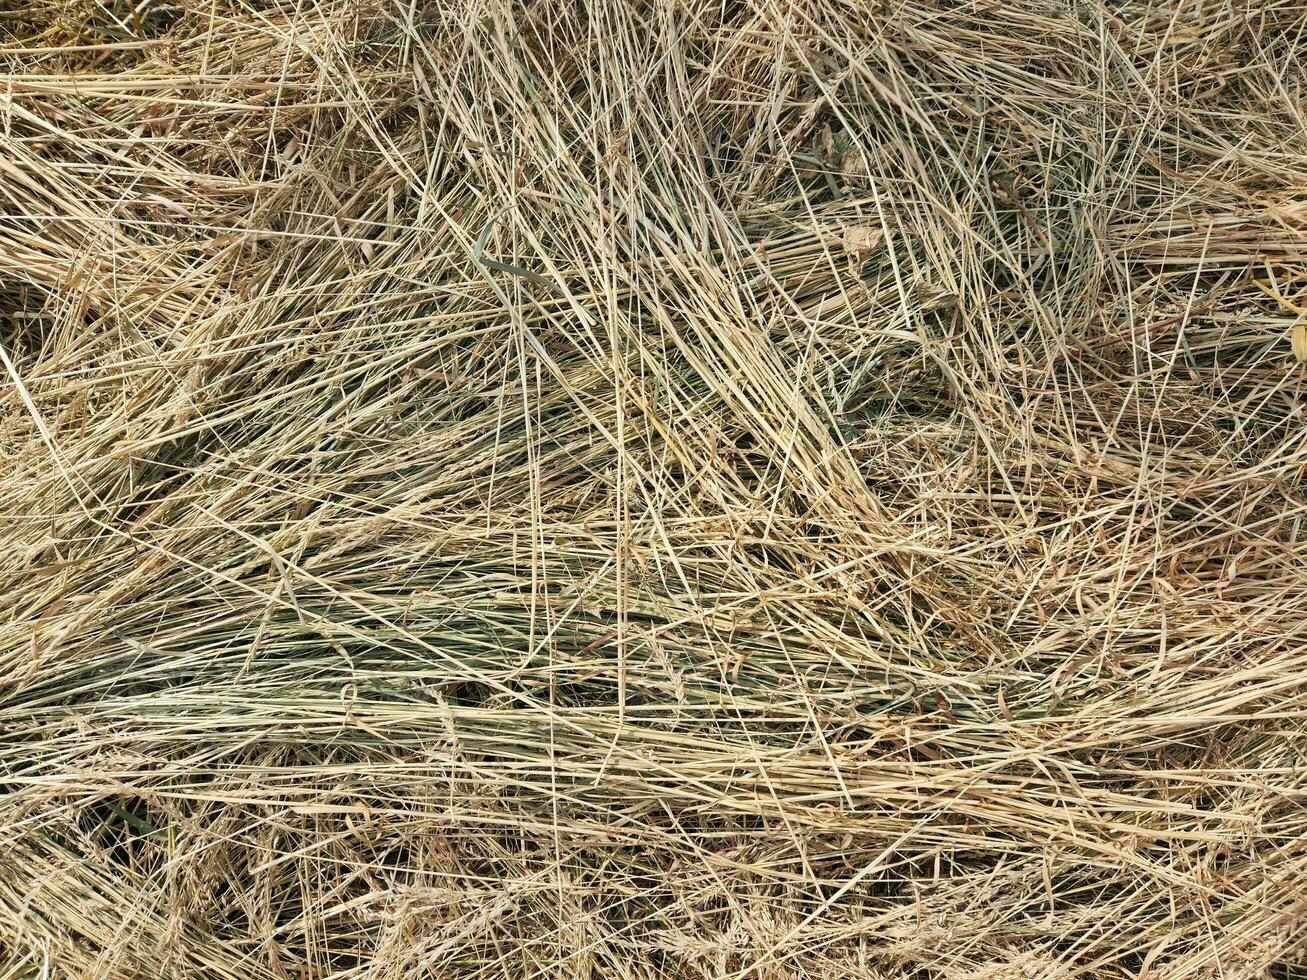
(2, 0, 1307, 977)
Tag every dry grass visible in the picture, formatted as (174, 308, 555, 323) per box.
(2, 0, 1307, 976)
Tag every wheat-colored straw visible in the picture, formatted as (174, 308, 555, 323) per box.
(3, 1, 1307, 977)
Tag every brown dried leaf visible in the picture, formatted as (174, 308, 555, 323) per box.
(843, 225, 881, 263)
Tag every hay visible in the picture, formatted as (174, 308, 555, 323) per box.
(2, 0, 1306, 977)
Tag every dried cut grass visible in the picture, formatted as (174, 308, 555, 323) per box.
(2, 0, 1307, 977)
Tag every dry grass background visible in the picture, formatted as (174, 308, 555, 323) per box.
(2, 0, 1307, 977)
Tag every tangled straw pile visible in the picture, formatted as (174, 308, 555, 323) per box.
(3, 0, 1307, 976)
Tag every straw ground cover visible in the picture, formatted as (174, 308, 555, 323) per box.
(2, 0, 1307, 976)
